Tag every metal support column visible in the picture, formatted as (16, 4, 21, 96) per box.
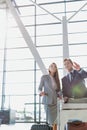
(6, 0, 48, 75)
(62, 16, 69, 75)
(62, 16, 69, 60)
(1, 9, 8, 110)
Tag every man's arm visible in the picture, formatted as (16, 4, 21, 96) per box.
(73, 62, 87, 79)
(61, 78, 69, 103)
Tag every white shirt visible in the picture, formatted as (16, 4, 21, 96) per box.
(69, 70, 74, 82)
(50, 75, 57, 90)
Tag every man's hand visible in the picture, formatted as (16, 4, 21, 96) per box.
(73, 62, 81, 71)
(64, 96, 69, 103)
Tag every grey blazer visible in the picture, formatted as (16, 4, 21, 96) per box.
(62, 69, 87, 98)
(38, 75, 59, 105)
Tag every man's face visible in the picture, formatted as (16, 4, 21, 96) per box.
(64, 60, 73, 72)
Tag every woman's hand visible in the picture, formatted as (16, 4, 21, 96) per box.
(39, 91, 48, 96)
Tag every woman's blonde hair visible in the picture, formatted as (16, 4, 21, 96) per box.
(49, 63, 60, 91)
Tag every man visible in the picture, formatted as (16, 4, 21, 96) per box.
(62, 58, 87, 103)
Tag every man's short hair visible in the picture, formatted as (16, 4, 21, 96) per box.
(63, 58, 73, 65)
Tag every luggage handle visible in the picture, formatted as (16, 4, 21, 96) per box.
(38, 95, 48, 124)
(68, 122, 85, 127)
(39, 94, 58, 125)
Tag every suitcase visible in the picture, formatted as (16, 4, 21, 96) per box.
(65, 120, 87, 130)
(0, 109, 15, 125)
(0, 110, 10, 124)
(31, 123, 52, 130)
(31, 95, 53, 130)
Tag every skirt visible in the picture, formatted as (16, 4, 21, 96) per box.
(44, 104, 57, 125)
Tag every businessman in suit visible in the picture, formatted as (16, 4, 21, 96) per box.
(62, 58, 87, 103)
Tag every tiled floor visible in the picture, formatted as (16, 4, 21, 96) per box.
(0, 123, 33, 130)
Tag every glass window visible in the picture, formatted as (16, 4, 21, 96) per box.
(68, 33, 87, 44)
(36, 35, 62, 46)
(37, 46, 63, 57)
(6, 59, 34, 71)
(6, 48, 33, 60)
(5, 71, 34, 83)
(15, 0, 31, 6)
(69, 44, 87, 56)
(68, 22, 87, 33)
(6, 38, 27, 48)
(36, 24, 62, 36)
(19, 6, 34, 16)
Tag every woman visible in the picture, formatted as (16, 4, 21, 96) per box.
(38, 62, 60, 126)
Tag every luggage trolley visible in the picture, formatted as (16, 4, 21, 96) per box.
(57, 98, 87, 130)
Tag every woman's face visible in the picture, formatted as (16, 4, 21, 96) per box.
(49, 63, 57, 74)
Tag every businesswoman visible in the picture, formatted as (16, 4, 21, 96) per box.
(38, 62, 60, 126)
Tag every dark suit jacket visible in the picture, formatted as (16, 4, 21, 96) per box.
(62, 69, 87, 98)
